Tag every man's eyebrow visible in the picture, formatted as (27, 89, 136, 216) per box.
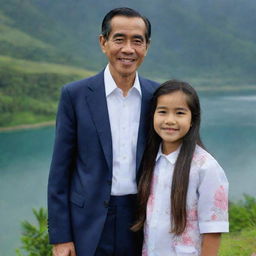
(112, 33, 145, 41)
(132, 35, 145, 41)
(112, 33, 125, 38)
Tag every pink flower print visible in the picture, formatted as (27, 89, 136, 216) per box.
(147, 194, 155, 217)
(211, 214, 217, 220)
(181, 233, 193, 245)
(151, 173, 158, 191)
(147, 174, 158, 217)
(186, 220, 195, 230)
(142, 248, 148, 256)
(192, 153, 206, 166)
(179, 224, 194, 246)
(187, 207, 198, 221)
(214, 186, 228, 210)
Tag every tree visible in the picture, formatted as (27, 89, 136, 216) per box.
(16, 208, 52, 256)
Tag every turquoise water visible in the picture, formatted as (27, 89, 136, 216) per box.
(0, 127, 54, 256)
(200, 94, 256, 199)
(0, 93, 256, 255)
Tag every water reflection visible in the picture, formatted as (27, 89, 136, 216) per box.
(0, 93, 255, 255)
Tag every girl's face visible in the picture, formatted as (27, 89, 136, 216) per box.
(153, 90, 192, 155)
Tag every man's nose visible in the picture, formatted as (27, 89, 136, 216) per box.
(121, 41, 135, 54)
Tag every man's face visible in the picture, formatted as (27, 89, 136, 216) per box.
(99, 15, 149, 80)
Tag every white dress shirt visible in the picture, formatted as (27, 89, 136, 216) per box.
(143, 145, 229, 256)
(104, 65, 141, 195)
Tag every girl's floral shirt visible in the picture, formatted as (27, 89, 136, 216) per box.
(143, 145, 229, 256)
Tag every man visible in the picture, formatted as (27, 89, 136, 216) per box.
(48, 7, 158, 256)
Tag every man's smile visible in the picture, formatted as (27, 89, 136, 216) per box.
(118, 57, 136, 63)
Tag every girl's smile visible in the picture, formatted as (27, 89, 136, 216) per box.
(153, 90, 192, 154)
(161, 127, 179, 132)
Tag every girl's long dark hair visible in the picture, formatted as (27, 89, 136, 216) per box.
(132, 80, 204, 235)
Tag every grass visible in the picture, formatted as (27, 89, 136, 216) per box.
(0, 24, 53, 49)
(220, 228, 256, 256)
(0, 112, 55, 127)
(0, 55, 96, 128)
(0, 55, 95, 76)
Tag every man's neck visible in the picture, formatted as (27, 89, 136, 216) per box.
(108, 67, 136, 97)
(114, 75, 136, 96)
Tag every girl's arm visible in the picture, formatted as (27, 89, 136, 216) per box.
(201, 233, 221, 256)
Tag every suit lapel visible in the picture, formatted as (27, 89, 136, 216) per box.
(85, 72, 154, 175)
(136, 78, 153, 172)
(85, 72, 113, 172)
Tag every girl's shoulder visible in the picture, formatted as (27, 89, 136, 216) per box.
(192, 145, 222, 170)
(192, 145, 228, 184)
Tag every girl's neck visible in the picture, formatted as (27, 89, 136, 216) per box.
(162, 141, 182, 155)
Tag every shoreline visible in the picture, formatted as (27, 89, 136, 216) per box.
(1, 87, 256, 132)
(196, 85, 256, 92)
(0, 121, 55, 132)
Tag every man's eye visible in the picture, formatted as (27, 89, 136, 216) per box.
(133, 39, 143, 45)
(114, 38, 123, 43)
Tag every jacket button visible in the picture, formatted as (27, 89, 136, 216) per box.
(107, 180, 111, 185)
(104, 200, 109, 208)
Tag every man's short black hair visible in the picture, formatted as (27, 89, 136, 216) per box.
(101, 7, 151, 43)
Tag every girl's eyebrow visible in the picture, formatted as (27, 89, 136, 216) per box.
(156, 106, 167, 109)
(156, 106, 189, 111)
(175, 107, 189, 111)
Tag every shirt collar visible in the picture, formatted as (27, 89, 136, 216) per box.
(104, 64, 141, 97)
(156, 144, 181, 165)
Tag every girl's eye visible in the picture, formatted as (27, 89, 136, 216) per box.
(157, 110, 166, 114)
(177, 111, 185, 115)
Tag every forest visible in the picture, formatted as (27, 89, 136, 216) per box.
(1, 0, 256, 127)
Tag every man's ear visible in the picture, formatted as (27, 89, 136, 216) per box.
(99, 35, 107, 53)
(144, 39, 151, 56)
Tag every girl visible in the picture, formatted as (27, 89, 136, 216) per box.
(132, 80, 229, 256)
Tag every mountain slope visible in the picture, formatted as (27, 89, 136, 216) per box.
(0, 55, 94, 127)
(0, 0, 256, 84)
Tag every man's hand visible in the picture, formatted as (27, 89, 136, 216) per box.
(52, 242, 76, 256)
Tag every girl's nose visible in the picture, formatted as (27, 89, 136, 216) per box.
(164, 115, 176, 124)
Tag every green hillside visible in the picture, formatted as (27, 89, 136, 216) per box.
(1, 0, 256, 82)
(0, 1, 83, 66)
(1, 0, 256, 128)
(0, 56, 94, 128)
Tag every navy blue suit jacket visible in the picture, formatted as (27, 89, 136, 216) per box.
(48, 70, 159, 256)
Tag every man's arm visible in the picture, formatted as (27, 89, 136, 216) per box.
(48, 85, 77, 243)
(201, 233, 221, 256)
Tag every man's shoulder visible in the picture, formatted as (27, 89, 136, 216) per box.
(139, 76, 159, 92)
(62, 71, 104, 93)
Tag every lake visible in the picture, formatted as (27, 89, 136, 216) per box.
(0, 92, 256, 255)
